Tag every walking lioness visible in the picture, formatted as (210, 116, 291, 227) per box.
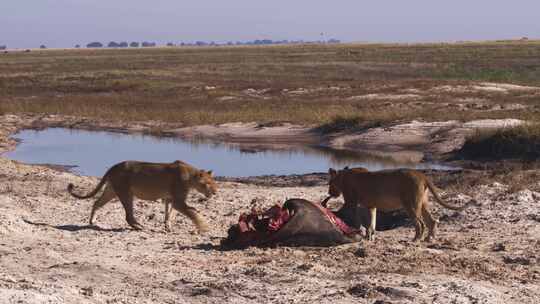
(328, 167, 470, 241)
(68, 160, 217, 232)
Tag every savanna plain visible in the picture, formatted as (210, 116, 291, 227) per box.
(0, 42, 540, 303)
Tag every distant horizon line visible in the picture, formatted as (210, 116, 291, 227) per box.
(1, 37, 538, 51)
(1, 37, 342, 49)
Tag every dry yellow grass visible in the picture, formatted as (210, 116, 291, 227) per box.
(1, 41, 540, 126)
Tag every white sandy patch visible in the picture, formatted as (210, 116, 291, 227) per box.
(286, 88, 309, 95)
(471, 84, 508, 93)
(401, 88, 424, 94)
(478, 82, 540, 91)
(455, 97, 489, 103)
(347, 93, 422, 101)
(431, 85, 471, 93)
(0, 196, 34, 235)
(243, 88, 271, 96)
(432, 82, 540, 94)
(217, 96, 238, 102)
(284, 86, 350, 95)
(462, 118, 522, 129)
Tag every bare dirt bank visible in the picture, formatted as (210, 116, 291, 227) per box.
(325, 119, 523, 162)
(1, 114, 539, 303)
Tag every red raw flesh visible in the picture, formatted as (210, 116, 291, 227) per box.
(237, 202, 358, 236)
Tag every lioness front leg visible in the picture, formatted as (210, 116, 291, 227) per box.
(367, 207, 377, 241)
(164, 198, 176, 231)
(172, 199, 209, 234)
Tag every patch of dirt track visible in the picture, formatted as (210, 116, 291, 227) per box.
(1, 115, 539, 303)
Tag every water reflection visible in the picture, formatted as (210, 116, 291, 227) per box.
(5, 128, 456, 177)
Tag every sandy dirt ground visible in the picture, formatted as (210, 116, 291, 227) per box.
(1, 115, 539, 303)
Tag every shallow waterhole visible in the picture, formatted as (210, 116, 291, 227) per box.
(5, 128, 456, 177)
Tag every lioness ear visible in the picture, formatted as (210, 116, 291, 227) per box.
(328, 168, 337, 177)
(207, 170, 213, 176)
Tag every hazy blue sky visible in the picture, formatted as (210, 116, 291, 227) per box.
(1, 0, 539, 48)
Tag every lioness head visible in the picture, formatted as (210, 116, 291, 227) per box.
(193, 170, 217, 198)
(328, 168, 343, 197)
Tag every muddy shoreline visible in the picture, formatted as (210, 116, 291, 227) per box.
(1, 114, 539, 303)
(0, 114, 522, 166)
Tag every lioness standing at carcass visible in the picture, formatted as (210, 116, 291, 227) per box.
(68, 160, 217, 233)
(327, 167, 470, 242)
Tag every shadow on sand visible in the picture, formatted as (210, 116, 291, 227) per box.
(175, 242, 222, 251)
(22, 219, 128, 232)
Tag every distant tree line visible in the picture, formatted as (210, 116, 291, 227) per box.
(84, 41, 157, 48)
(0, 39, 341, 50)
(177, 38, 341, 47)
(86, 42, 103, 48)
(0, 39, 343, 51)
(141, 41, 156, 47)
(81, 38, 341, 49)
(107, 41, 128, 48)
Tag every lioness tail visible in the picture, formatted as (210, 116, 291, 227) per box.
(67, 170, 110, 199)
(426, 180, 469, 211)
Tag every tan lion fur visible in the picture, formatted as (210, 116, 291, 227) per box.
(328, 167, 469, 241)
(68, 160, 217, 233)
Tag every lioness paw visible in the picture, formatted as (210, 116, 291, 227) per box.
(197, 223, 210, 234)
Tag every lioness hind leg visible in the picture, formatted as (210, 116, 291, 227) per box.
(412, 217, 426, 242)
(404, 205, 426, 242)
(164, 198, 176, 231)
(117, 191, 143, 230)
(421, 205, 437, 241)
(172, 200, 208, 234)
(89, 184, 116, 226)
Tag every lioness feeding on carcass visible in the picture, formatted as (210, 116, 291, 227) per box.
(67, 160, 217, 233)
(328, 167, 471, 242)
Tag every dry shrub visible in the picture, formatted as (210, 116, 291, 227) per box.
(461, 124, 540, 160)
